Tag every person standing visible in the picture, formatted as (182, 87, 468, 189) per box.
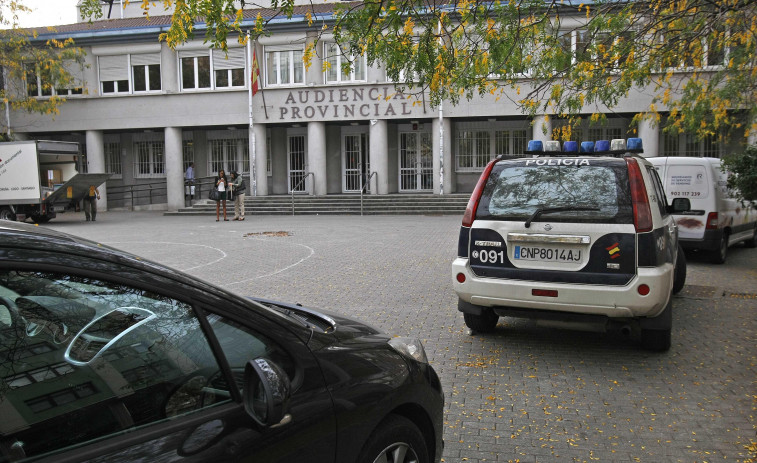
(215, 170, 228, 222)
(185, 162, 196, 200)
(83, 186, 100, 222)
(230, 171, 246, 221)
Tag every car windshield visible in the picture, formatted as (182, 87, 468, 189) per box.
(476, 159, 634, 224)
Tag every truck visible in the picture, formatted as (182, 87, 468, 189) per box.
(0, 140, 111, 223)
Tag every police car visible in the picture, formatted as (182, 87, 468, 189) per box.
(451, 139, 690, 351)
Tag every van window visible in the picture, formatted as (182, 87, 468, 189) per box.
(477, 159, 634, 224)
(663, 165, 710, 199)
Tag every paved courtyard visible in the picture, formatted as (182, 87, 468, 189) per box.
(48, 211, 757, 463)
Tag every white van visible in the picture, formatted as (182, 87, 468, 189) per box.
(648, 157, 757, 263)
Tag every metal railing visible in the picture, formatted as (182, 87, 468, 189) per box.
(291, 172, 314, 215)
(106, 176, 218, 210)
(107, 181, 167, 210)
(360, 171, 377, 216)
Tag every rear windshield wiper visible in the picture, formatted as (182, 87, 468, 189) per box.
(525, 206, 599, 228)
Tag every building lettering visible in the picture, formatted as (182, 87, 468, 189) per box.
(279, 87, 414, 121)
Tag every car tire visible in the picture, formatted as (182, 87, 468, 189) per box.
(640, 298, 672, 352)
(640, 328, 671, 352)
(744, 226, 757, 249)
(710, 233, 728, 264)
(672, 244, 686, 295)
(357, 414, 430, 463)
(463, 309, 498, 333)
(0, 207, 16, 221)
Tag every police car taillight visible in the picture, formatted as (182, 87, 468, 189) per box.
(626, 157, 653, 232)
(462, 158, 498, 227)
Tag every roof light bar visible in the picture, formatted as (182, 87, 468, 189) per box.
(526, 140, 543, 153)
(580, 141, 595, 153)
(562, 141, 578, 153)
(594, 140, 611, 153)
(544, 141, 561, 152)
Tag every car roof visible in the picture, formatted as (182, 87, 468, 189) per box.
(0, 221, 227, 299)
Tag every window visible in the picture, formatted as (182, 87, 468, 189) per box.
(265, 48, 304, 86)
(456, 123, 530, 172)
(267, 131, 272, 176)
(179, 48, 246, 91)
(26, 61, 84, 98)
(208, 132, 249, 175)
(180, 51, 211, 90)
(646, 165, 670, 217)
(98, 55, 130, 94)
(183, 136, 195, 173)
(131, 53, 161, 92)
(324, 43, 366, 83)
(212, 48, 246, 88)
(457, 130, 491, 172)
(134, 139, 165, 178)
(477, 161, 634, 224)
(104, 139, 122, 179)
(0, 270, 229, 460)
(494, 130, 528, 158)
(660, 131, 722, 158)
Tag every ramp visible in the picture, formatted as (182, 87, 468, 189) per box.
(45, 173, 112, 206)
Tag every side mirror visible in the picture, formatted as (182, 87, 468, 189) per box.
(669, 198, 691, 213)
(243, 358, 291, 427)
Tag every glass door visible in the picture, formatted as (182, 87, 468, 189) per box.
(399, 131, 433, 191)
(288, 134, 307, 193)
(343, 133, 369, 192)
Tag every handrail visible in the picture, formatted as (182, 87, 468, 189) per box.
(360, 171, 377, 216)
(291, 172, 314, 215)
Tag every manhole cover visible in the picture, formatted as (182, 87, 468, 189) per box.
(679, 285, 718, 299)
(243, 231, 292, 237)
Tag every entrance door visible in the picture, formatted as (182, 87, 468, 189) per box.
(399, 131, 433, 191)
(288, 134, 307, 193)
(343, 133, 369, 192)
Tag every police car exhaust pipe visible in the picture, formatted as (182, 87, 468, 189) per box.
(620, 325, 632, 337)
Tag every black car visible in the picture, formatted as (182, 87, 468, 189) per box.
(0, 222, 443, 462)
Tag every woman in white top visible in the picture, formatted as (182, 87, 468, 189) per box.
(215, 170, 228, 221)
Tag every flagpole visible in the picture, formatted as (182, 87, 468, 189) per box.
(247, 31, 257, 196)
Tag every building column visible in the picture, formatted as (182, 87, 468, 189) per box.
(532, 115, 552, 143)
(308, 121, 327, 195)
(164, 127, 183, 212)
(749, 116, 757, 146)
(369, 119, 388, 195)
(433, 117, 452, 195)
(85, 130, 107, 211)
(638, 116, 660, 158)
(251, 123, 268, 196)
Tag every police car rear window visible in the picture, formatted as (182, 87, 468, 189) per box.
(476, 158, 634, 224)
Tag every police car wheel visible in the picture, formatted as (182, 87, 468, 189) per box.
(463, 309, 498, 334)
(672, 244, 686, 295)
(640, 327, 671, 352)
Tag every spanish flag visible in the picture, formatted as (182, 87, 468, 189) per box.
(251, 49, 261, 96)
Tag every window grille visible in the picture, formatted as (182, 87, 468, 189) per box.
(133, 141, 165, 178)
(104, 142, 122, 178)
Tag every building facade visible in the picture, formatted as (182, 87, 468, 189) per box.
(7, 2, 748, 212)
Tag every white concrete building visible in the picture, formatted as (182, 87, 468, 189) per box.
(7, 2, 746, 212)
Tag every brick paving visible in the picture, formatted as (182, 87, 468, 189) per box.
(48, 211, 757, 463)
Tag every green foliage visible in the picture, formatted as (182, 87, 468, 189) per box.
(0, 0, 85, 137)
(76, 0, 757, 144)
(722, 145, 757, 202)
